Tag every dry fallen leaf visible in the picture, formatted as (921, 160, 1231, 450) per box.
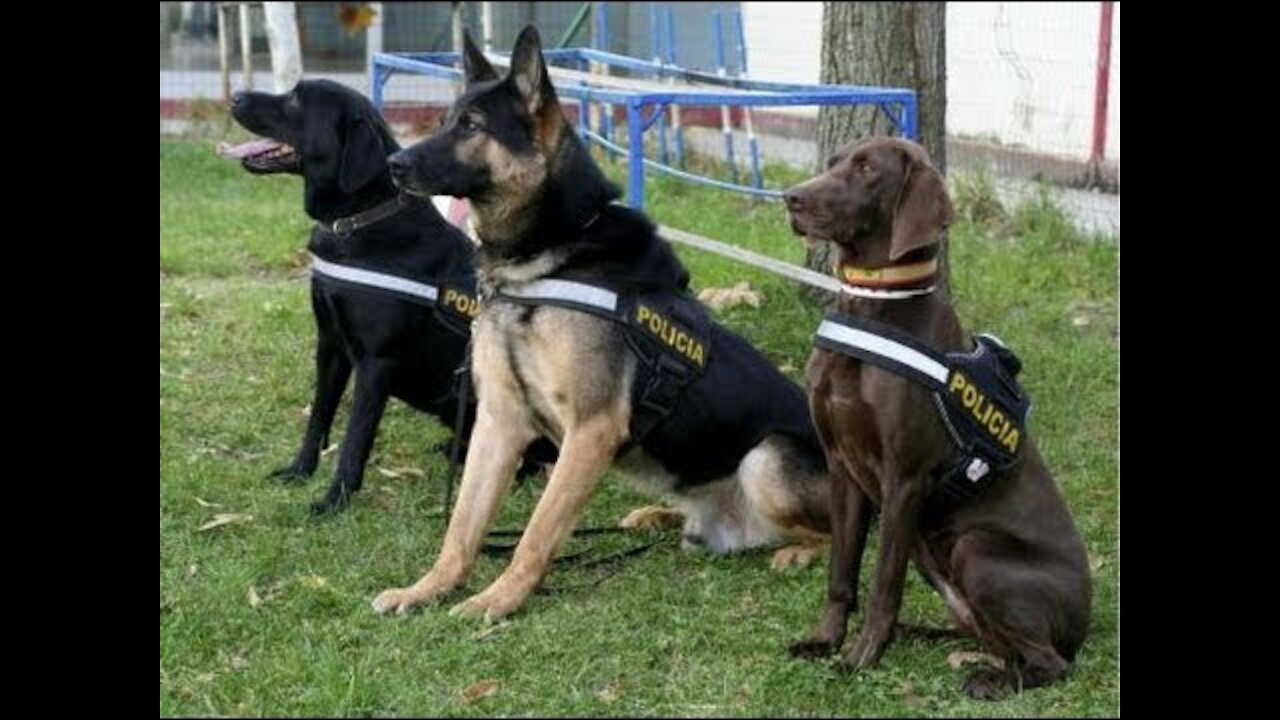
(247, 586, 262, 608)
(1090, 554, 1106, 572)
(320, 443, 339, 457)
(196, 513, 253, 532)
(897, 680, 921, 704)
(299, 574, 329, 590)
(698, 281, 763, 311)
(597, 678, 623, 704)
(376, 467, 402, 479)
(1072, 315, 1091, 327)
(947, 650, 1005, 671)
(194, 497, 223, 509)
(230, 654, 250, 670)
(187, 564, 200, 578)
(461, 680, 500, 704)
(338, 3, 377, 34)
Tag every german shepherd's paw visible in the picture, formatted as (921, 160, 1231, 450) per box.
(371, 576, 457, 616)
(371, 587, 419, 616)
(771, 541, 825, 570)
(448, 586, 525, 622)
(620, 505, 684, 530)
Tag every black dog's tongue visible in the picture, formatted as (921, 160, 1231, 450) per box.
(217, 139, 283, 160)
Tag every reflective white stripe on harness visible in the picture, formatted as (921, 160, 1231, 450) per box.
(501, 278, 619, 313)
(309, 253, 439, 303)
(815, 319, 950, 384)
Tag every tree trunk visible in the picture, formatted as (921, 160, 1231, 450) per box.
(808, 2, 949, 300)
(263, 2, 303, 93)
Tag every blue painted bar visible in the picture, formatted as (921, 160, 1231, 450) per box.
(663, 6, 684, 169)
(626, 102, 646, 208)
(369, 48, 920, 202)
(585, 130, 784, 200)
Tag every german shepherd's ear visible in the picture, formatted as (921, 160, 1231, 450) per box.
(462, 31, 498, 86)
(508, 25, 557, 117)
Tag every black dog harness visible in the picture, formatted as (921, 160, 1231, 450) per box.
(814, 311, 1031, 518)
(497, 276, 709, 455)
(308, 253, 480, 336)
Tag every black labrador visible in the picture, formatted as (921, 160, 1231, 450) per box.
(224, 79, 553, 514)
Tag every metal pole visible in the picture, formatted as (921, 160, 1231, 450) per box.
(665, 5, 683, 168)
(734, 9, 762, 189)
(218, 3, 231, 101)
(651, 3, 668, 165)
(239, 2, 253, 90)
(1090, 1, 1114, 166)
(628, 101, 646, 209)
(481, 1, 493, 53)
(712, 11, 736, 183)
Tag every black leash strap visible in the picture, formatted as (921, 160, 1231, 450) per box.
(444, 360, 471, 518)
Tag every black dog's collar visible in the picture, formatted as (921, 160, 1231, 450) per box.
(316, 194, 412, 237)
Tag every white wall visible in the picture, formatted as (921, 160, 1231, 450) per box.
(740, 1, 1120, 160)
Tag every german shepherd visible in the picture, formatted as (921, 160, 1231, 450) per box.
(370, 27, 832, 621)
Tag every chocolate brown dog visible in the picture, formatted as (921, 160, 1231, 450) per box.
(783, 136, 1090, 699)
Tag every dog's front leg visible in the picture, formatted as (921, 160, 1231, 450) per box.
(271, 333, 351, 482)
(372, 394, 536, 615)
(450, 414, 624, 621)
(791, 456, 871, 659)
(310, 359, 392, 514)
(842, 469, 924, 672)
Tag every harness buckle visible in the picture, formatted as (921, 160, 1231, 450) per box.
(332, 217, 355, 237)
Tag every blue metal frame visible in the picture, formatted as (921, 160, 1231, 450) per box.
(371, 48, 919, 210)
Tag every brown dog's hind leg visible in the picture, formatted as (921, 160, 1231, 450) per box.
(953, 533, 1079, 699)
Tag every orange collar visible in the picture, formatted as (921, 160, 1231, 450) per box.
(835, 258, 938, 289)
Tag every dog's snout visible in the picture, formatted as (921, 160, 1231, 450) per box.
(784, 190, 806, 212)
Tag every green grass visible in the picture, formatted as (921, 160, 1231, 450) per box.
(160, 136, 1119, 716)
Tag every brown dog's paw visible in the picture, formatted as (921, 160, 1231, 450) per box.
(788, 638, 838, 660)
(963, 669, 1013, 700)
(841, 628, 890, 673)
(620, 505, 684, 531)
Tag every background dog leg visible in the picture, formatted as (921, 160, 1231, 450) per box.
(311, 359, 390, 514)
(271, 333, 350, 482)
